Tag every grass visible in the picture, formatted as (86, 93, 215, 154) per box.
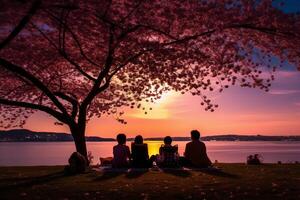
(0, 164, 299, 200)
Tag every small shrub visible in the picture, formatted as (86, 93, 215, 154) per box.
(87, 151, 94, 165)
(247, 154, 263, 165)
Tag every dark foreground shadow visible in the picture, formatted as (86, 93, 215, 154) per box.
(159, 167, 238, 179)
(126, 169, 148, 179)
(93, 168, 127, 181)
(92, 167, 238, 181)
(93, 168, 149, 181)
(197, 168, 239, 179)
(0, 171, 65, 190)
(162, 168, 192, 178)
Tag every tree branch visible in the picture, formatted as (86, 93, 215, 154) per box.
(227, 23, 300, 39)
(60, 51, 97, 82)
(30, 22, 97, 82)
(0, 0, 41, 50)
(102, 0, 112, 18)
(81, 26, 115, 109)
(118, 24, 177, 41)
(0, 58, 71, 120)
(0, 98, 68, 124)
(54, 92, 79, 119)
(45, 9, 101, 67)
(118, 0, 144, 24)
(113, 22, 299, 76)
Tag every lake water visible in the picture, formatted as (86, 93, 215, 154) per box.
(0, 141, 300, 166)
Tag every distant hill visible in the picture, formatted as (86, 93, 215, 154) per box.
(0, 129, 114, 142)
(201, 134, 300, 141)
(144, 135, 300, 141)
(0, 129, 299, 142)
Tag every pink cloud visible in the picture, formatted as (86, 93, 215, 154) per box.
(276, 71, 299, 78)
(269, 89, 300, 95)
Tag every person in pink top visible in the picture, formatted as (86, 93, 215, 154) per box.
(112, 133, 131, 168)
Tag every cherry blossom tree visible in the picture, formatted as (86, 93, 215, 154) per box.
(0, 0, 300, 161)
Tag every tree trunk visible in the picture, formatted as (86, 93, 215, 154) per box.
(71, 106, 89, 165)
(71, 129, 89, 165)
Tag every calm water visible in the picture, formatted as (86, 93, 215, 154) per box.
(0, 141, 300, 166)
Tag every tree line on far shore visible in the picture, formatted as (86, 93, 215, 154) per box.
(1, 129, 299, 142)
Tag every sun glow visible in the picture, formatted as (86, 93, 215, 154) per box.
(129, 91, 177, 119)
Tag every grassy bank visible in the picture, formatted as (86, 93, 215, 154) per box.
(0, 164, 299, 200)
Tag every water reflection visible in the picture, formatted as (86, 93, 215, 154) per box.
(145, 141, 163, 156)
(1, 141, 300, 166)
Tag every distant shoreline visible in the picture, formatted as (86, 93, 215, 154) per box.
(1, 129, 300, 142)
(1, 140, 300, 143)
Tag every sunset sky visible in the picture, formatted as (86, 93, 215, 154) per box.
(23, 68, 300, 138)
(2, 0, 300, 138)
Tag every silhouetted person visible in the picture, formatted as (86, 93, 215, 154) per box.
(183, 130, 212, 168)
(157, 136, 179, 168)
(131, 135, 152, 168)
(112, 133, 131, 168)
(64, 152, 87, 175)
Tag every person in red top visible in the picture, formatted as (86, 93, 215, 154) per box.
(183, 130, 212, 168)
(112, 133, 131, 168)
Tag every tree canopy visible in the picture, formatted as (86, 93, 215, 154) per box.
(0, 0, 300, 158)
